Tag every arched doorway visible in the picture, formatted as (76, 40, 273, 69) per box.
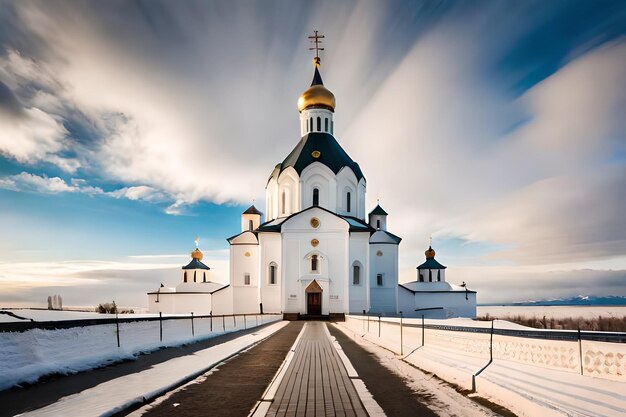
(305, 280, 322, 315)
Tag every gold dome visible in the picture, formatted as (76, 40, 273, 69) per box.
(191, 248, 203, 261)
(298, 84, 336, 112)
(425, 246, 436, 259)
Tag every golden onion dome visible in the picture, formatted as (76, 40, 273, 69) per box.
(297, 63, 335, 112)
(425, 246, 436, 259)
(191, 248, 203, 261)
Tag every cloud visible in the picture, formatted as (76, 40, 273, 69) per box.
(0, 172, 103, 195)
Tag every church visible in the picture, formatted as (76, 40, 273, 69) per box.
(147, 35, 476, 319)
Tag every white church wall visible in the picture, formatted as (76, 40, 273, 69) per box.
(348, 232, 370, 314)
(212, 286, 234, 315)
(300, 162, 337, 212)
(278, 167, 300, 216)
(259, 233, 282, 313)
(280, 208, 350, 314)
(230, 243, 259, 314)
(335, 167, 358, 217)
(406, 292, 476, 318)
(266, 178, 278, 221)
(357, 179, 366, 220)
(369, 244, 399, 314)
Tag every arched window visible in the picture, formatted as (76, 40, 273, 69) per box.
(325, 118, 329, 132)
(281, 191, 286, 214)
(269, 263, 277, 285)
(419, 273, 424, 282)
(437, 270, 441, 282)
(352, 264, 360, 285)
(312, 188, 319, 206)
(193, 270, 197, 283)
(311, 255, 319, 272)
(317, 117, 321, 131)
(346, 191, 351, 213)
(244, 273, 251, 285)
(249, 219, 254, 230)
(310, 117, 313, 131)
(203, 271, 207, 282)
(184, 271, 187, 283)
(376, 273, 383, 286)
(429, 270, 433, 282)
(376, 219, 381, 229)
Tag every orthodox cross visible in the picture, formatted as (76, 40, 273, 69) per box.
(308, 30, 325, 65)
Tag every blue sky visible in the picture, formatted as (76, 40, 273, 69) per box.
(0, 0, 625, 307)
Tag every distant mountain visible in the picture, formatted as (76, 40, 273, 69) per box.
(484, 295, 626, 306)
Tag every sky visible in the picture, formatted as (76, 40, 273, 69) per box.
(0, 0, 625, 308)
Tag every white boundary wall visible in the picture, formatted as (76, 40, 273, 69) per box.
(342, 315, 626, 382)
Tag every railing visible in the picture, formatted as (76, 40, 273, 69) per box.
(0, 312, 281, 333)
(344, 314, 626, 382)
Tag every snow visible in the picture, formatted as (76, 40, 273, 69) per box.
(19, 321, 289, 417)
(341, 315, 626, 417)
(478, 305, 626, 320)
(0, 313, 281, 390)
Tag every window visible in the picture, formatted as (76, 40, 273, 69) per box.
(419, 273, 424, 282)
(269, 264, 277, 285)
(353, 265, 360, 285)
(310, 117, 313, 131)
(376, 219, 381, 229)
(244, 273, 251, 286)
(203, 272, 206, 282)
(437, 270, 441, 282)
(346, 192, 351, 213)
(429, 270, 433, 282)
(282, 191, 286, 214)
(311, 255, 319, 272)
(317, 117, 321, 131)
(184, 271, 187, 283)
(313, 188, 319, 206)
(325, 118, 328, 132)
(249, 219, 253, 231)
(193, 270, 197, 283)
(377, 273, 383, 286)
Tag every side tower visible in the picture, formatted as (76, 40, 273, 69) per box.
(228, 205, 262, 313)
(368, 203, 401, 314)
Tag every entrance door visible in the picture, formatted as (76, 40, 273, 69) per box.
(307, 292, 321, 315)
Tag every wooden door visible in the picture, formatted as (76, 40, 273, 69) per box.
(307, 292, 321, 315)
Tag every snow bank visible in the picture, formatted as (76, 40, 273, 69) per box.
(340, 315, 626, 417)
(20, 321, 289, 417)
(0, 314, 281, 390)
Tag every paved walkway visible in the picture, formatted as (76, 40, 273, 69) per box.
(267, 322, 368, 417)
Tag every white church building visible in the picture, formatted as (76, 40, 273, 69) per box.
(147, 46, 476, 319)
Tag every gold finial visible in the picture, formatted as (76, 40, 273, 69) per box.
(308, 30, 325, 66)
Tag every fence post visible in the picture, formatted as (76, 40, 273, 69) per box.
(399, 311, 403, 355)
(421, 315, 425, 346)
(578, 328, 584, 375)
(210, 311, 213, 332)
(233, 314, 236, 327)
(159, 312, 163, 342)
(244, 314, 247, 329)
(489, 320, 494, 362)
(362, 310, 366, 333)
(378, 314, 381, 338)
(256, 315, 258, 327)
(115, 311, 120, 348)
(191, 312, 195, 337)
(222, 315, 226, 332)
(367, 312, 370, 333)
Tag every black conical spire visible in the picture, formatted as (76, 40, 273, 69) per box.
(311, 66, 324, 86)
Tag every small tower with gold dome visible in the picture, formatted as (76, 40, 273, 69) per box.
(181, 239, 210, 284)
(298, 31, 336, 137)
(417, 245, 447, 283)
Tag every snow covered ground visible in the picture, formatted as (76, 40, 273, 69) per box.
(478, 305, 626, 320)
(19, 321, 288, 417)
(0, 309, 181, 323)
(340, 315, 626, 417)
(0, 313, 281, 390)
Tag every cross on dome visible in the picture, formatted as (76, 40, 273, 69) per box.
(308, 30, 325, 66)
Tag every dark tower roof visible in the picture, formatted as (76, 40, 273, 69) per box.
(182, 259, 210, 270)
(311, 66, 324, 86)
(277, 132, 365, 181)
(369, 204, 388, 216)
(243, 205, 262, 215)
